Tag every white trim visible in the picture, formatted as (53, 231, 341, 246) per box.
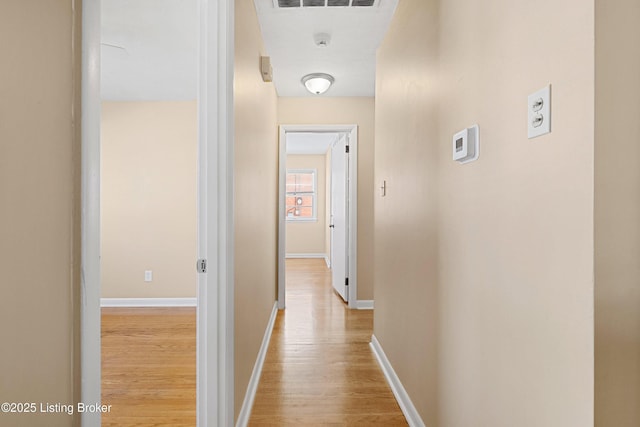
(285, 253, 328, 259)
(324, 255, 331, 268)
(100, 298, 197, 308)
(235, 302, 278, 427)
(278, 128, 287, 310)
(370, 335, 425, 427)
(197, 0, 235, 425)
(278, 125, 358, 310)
(346, 127, 358, 309)
(81, 0, 102, 425)
(356, 300, 374, 310)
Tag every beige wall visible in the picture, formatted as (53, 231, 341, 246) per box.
(101, 101, 197, 298)
(279, 98, 375, 300)
(234, 0, 279, 421)
(0, 1, 80, 426)
(595, 0, 640, 425)
(375, 0, 594, 425)
(286, 154, 327, 255)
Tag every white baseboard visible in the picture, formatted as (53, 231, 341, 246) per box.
(286, 253, 332, 268)
(100, 297, 197, 307)
(370, 335, 426, 427)
(356, 300, 374, 310)
(236, 302, 278, 427)
(286, 253, 327, 259)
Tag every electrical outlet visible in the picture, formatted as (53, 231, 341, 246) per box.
(144, 270, 153, 282)
(528, 85, 551, 139)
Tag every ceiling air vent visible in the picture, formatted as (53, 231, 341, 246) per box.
(278, 0, 299, 7)
(276, 0, 378, 7)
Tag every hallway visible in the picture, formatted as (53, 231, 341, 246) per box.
(249, 259, 407, 425)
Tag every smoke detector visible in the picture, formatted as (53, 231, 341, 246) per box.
(313, 33, 331, 48)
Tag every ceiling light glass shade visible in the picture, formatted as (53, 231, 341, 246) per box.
(301, 73, 334, 95)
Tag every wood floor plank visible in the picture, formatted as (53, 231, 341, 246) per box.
(248, 259, 408, 426)
(101, 259, 406, 426)
(101, 307, 196, 427)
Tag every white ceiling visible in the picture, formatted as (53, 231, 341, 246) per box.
(286, 132, 339, 154)
(254, 0, 398, 97)
(100, 0, 397, 100)
(101, 0, 198, 101)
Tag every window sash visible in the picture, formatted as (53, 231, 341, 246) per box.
(285, 169, 317, 221)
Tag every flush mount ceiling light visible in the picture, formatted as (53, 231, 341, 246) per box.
(301, 73, 335, 95)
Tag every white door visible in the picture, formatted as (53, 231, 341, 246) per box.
(330, 134, 349, 302)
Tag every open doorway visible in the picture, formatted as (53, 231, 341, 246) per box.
(99, 1, 198, 424)
(82, 0, 235, 425)
(278, 125, 358, 309)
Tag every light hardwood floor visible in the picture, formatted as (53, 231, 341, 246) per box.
(101, 307, 196, 426)
(248, 259, 407, 426)
(101, 259, 406, 426)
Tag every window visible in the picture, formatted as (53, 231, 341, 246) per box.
(285, 169, 316, 221)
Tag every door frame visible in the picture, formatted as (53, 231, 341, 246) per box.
(278, 124, 358, 309)
(80, 0, 235, 425)
(196, 0, 235, 425)
(80, 2, 101, 425)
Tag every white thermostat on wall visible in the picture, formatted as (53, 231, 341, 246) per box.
(452, 124, 480, 164)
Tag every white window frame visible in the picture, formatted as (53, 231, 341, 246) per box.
(285, 168, 317, 222)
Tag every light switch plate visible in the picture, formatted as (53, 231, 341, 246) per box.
(144, 270, 153, 282)
(528, 85, 551, 139)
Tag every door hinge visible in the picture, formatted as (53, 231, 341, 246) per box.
(197, 259, 207, 273)
(345, 277, 349, 287)
(345, 145, 350, 153)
